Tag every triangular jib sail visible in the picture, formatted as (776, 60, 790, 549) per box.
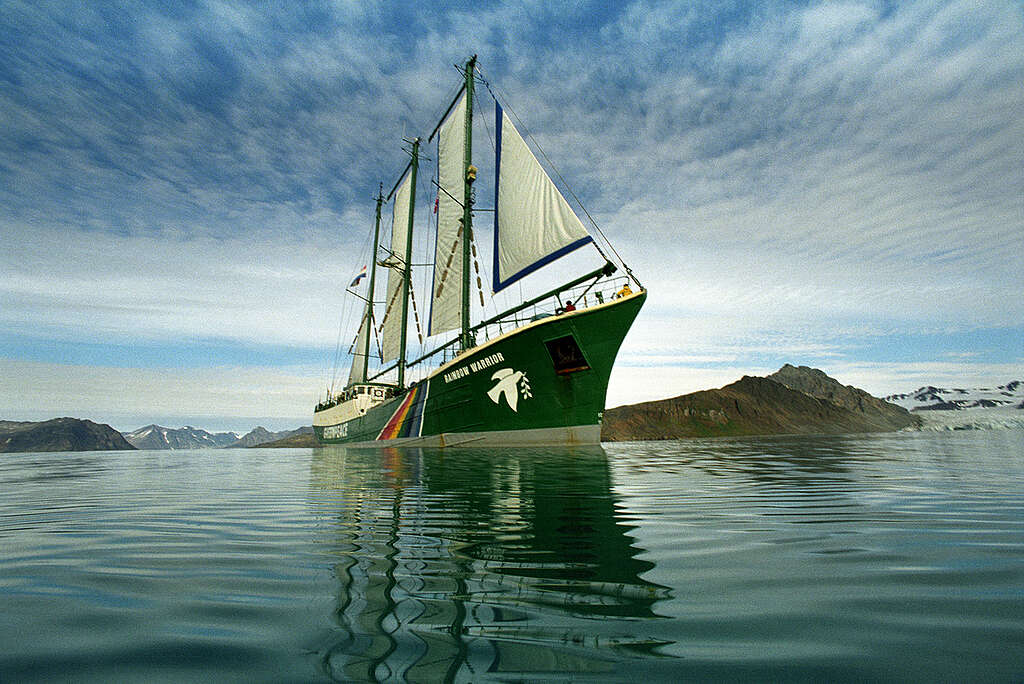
(492, 103, 593, 292)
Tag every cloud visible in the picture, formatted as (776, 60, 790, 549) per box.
(590, 0, 1024, 346)
(1, 0, 1022, 425)
(0, 359, 316, 432)
(808, 359, 1024, 397)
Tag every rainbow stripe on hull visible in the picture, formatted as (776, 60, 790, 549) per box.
(377, 383, 429, 440)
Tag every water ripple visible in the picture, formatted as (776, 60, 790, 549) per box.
(2, 433, 1024, 681)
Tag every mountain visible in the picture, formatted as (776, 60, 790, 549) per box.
(122, 424, 313, 449)
(253, 428, 318, 448)
(884, 381, 1024, 411)
(123, 424, 239, 450)
(768, 364, 917, 431)
(601, 366, 918, 441)
(231, 426, 312, 448)
(231, 426, 276, 448)
(884, 380, 1024, 431)
(1, 418, 136, 453)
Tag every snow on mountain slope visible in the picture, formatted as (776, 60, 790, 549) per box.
(885, 381, 1023, 411)
(123, 424, 239, 450)
(885, 381, 1024, 431)
(122, 424, 312, 449)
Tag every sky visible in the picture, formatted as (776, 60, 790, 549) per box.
(1, 0, 1022, 433)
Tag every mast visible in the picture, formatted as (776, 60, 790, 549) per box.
(460, 55, 476, 352)
(397, 139, 419, 389)
(361, 184, 385, 383)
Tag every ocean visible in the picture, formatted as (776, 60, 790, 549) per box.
(2, 431, 1023, 682)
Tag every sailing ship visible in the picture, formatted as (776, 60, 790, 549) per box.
(313, 56, 646, 446)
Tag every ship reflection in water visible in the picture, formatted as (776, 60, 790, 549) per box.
(309, 446, 672, 681)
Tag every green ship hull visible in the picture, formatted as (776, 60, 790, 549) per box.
(314, 289, 645, 446)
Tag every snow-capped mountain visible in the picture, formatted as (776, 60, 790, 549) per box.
(232, 426, 279, 448)
(122, 424, 313, 449)
(231, 426, 314, 447)
(122, 425, 240, 450)
(885, 381, 1023, 412)
(884, 381, 1024, 431)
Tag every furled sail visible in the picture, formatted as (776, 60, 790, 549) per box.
(428, 90, 467, 336)
(381, 170, 412, 362)
(493, 103, 593, 292)
(347, 310, 370, 386)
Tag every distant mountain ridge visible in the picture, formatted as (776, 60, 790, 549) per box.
(602, 365, 918, 441)
(885, 381, 1023, 411)
(123, 424, 239, 450)
(121, 424, 312, 450)
(1, 418, 135, 453)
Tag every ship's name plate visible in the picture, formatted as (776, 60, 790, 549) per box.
(443, 352, 506, 384)
(322, 423, 348, 439)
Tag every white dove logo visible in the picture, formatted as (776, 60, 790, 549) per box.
(487, 368, 531, 412)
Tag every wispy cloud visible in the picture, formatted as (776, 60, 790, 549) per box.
(0, 359, 315, 432)
(1, 0, 1021, 424)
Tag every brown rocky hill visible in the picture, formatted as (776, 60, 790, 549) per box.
(0, 418, 136, 453)
(768, 364, 914, 431)
(601, 367, 918, 441)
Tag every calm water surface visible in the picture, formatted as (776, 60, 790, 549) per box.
(2, 431, 1023, 682)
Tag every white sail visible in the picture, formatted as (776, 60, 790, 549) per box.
(347, 310, 370, 386)
(428, 90, 467, 336)
(381, 170, 412, 362)
(493, 103, 592, 292)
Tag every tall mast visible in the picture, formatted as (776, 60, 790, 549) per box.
(361, 184, 384, 382)
(460, 55, 476, 352)
(397, 139, 419, 389)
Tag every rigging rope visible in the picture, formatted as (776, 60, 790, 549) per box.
(376, 279, 403, 333)
(327, 211, 376, 396)
(371, 312, 382, 363)
(347, 312, 363, 354)
(470, 228, 485, 308)
(433, 221, 463, 298)
(408, 282, 424, 345)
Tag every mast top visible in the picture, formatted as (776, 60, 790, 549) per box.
(429, 56, 478, 143)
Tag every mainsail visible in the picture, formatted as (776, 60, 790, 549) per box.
(492, 103, 593, 292)
(429, 90, 468, 336)
(381, 170, 412, 362)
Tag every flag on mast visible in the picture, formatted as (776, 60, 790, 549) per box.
(349, 265, 367, 288)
